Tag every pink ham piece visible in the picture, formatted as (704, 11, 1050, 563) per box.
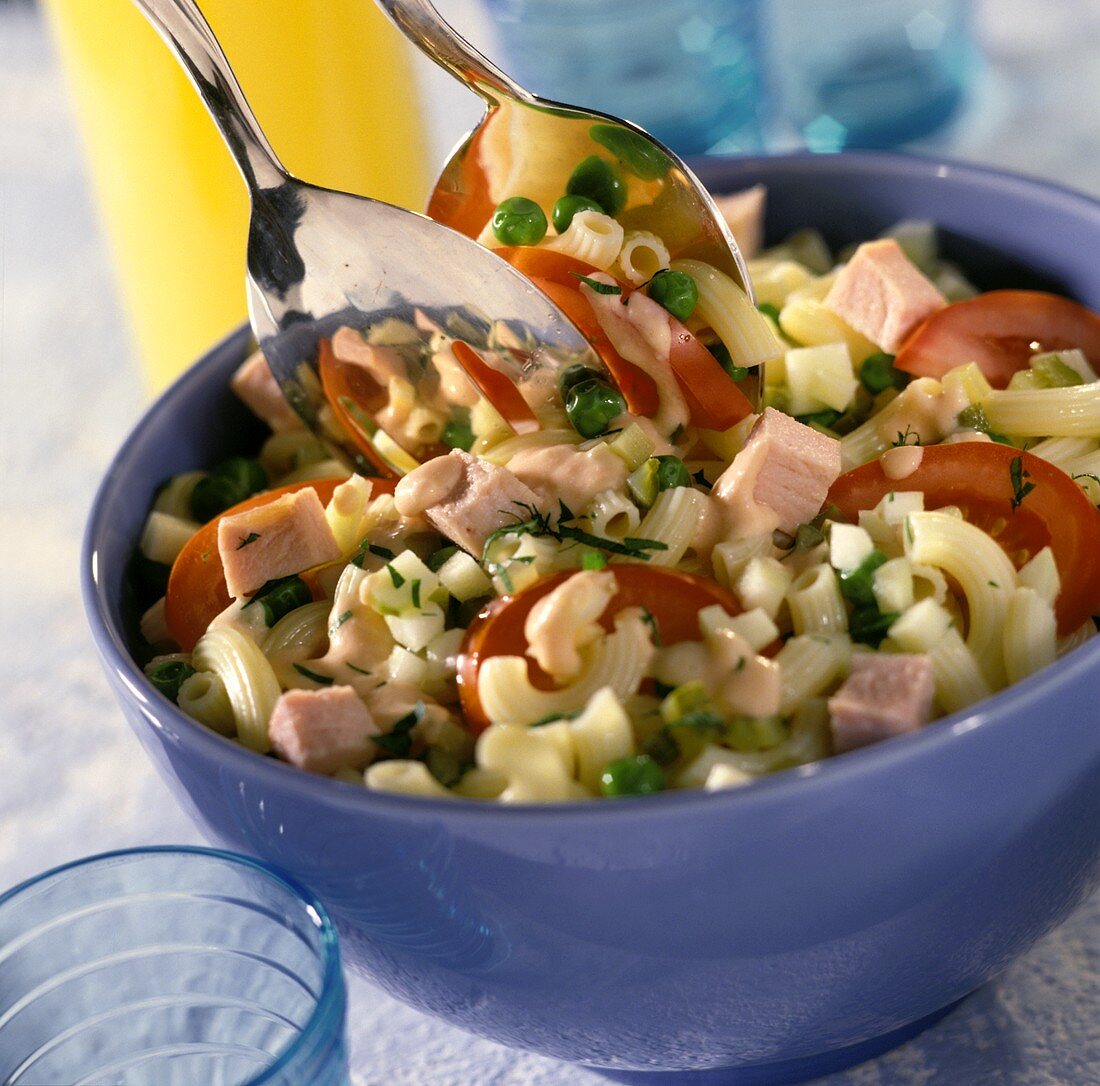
(822, 238, 947, 353)
(269, 686, 380, 774)
(712, 184, 766, 260)
(217, 488, 341, 598)
(230, 350, 303, 433)
(330, 325, 409, 386)
(828, 653, 935, 754)
(713, 408, 841, 535)
(394, 449, 543, 557)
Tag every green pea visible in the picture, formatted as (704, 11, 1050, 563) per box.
(600, 754, 664, 797)
(246, 575, 312, 626)
(757, 302, 782, 322)
(707, 341, 749, 382)
(189, 457, 267, 522)
(565, 378, 625, 438)
(552, 194, 602, 234)
(588, 124, 671, 180)
(491, 196, 548, 246)
(566, 155, 626, 216)
(147, 660, 197, 704)
(646, 269, 698, 322)
(559, 363, 603, 399)
(442, 416, 474, 451)
(859, 352, 907, 394)
(654, 455, 692, 491)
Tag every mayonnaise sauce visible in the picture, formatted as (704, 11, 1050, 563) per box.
(880, 444, 925, 480)
(394, 452, 464, 517)
(524, 570, 617, 680)
(508, 443, 628, 514)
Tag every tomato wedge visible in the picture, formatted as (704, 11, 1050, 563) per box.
(493, 246, 660, 416)
(165, 476, 395, 651)
(827, 443, 1100, 635)
(666, 319, 754, 431)
(457, 566, 742, 734)
(894, 290, 1100, 389)
(450, 341, 540, 434)
(316, 338, 403, 478)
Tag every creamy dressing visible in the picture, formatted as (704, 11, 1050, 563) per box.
(880, 444, 925, 480)
(524, 570, 617, 679)
(508, 443, 628, 514)
(876, 377, 970, 447)
(394, 452, 464, 517)
(712, 438, 782, 540)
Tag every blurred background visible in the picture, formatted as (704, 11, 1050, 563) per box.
(2, 0, 1099, 1083)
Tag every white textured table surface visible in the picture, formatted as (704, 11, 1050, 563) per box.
(2, 2, 1099, 1083)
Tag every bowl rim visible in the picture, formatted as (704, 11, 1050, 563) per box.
(83, 149, 1100, 823)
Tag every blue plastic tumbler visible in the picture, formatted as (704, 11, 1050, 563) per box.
(0, 847, 348, 1086)
(482, 0, 766, 156)
(767, 0, 978, 150)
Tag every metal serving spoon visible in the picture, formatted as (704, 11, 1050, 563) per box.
(133, 0, 601, 476)
(376, 0, 755, 297)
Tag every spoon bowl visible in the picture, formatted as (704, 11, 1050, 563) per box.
(377, 0, 762, 405)
(134, 0, 601, 477)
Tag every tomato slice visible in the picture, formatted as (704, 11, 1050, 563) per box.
(165, 476, 395, 651)
(316, 338, 403, 478)
(450, 341, 540, 434)
(894, 290, 1100, 389)
(426, 123, 496, 239)
(457, 566, 742, 734)
(666, 320, 754, 431)
(827, 443, 1100, 635)
(492, 246, 661, 416)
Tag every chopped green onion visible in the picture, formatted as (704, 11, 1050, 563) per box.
(243, 575, 312, 626)
(837, 549, 889, 608)
(189, 457, 267, 522)
(147, 660, 196, 703)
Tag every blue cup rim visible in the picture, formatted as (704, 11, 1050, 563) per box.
(81, 149, 1100, 820)
(0, 845, 346, 1085)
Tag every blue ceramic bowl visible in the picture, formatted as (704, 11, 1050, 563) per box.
(83, 153, 1100, 1085)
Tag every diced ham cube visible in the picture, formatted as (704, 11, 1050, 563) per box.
(331, 326, 409, 386)
(828, 653, 935, 754)
(393, 449, 542, 557)
(230, 350, 303, 433)
(218, 488, 341, 598)
(713, 408, 841, 535)
(269, 686, 380, 774)
(712, 184, 766, 260)
(823, 238, 947, 353)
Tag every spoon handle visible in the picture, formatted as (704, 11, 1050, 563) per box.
(377, 0, 532, 105)
(132, 0, 287, 193)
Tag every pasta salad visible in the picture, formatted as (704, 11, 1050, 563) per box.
(130, 177, 1100, 803)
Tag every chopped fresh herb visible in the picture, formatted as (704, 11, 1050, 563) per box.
(386, 563, 406, 589)
(346, 663, 373, 676)
(368, 543, 396, 560)
(570, 272, 622, 295)
(373, 702, 426, 757)
(707, 341, 749, 381)
(189, 457, 267, 523)
(757, 302, 781, 322)
(795, 523, 826, 550)
(147, 660, 196, 703)
(669, 709, 727, 734)
(531, 708, 584, 727)
(837, 550, 889, 608)
(293, 663, 333, 685)
(582, 551, 608, 571)
(643, 729, 681, 767)
(426, 545, 459, 573)
(236, 531, 261, 550)
(691, 468, 713, 490)
(988, 581, 999, 588)
(489, 562, 514, 594)
(640, 607, 662, 647)
(410, 579, 422, 609)
(334, 610, 353, 629)
(1009, 455, 1035, 511)
(481, 501, 667, 563)
(893, 425, 921, 448)
(849, 606, 900, 649)
(424, 747, 464, 787)
(600, 754, 664, 797)
(242, 576, 311, 626)
(859, 352, 907, 394)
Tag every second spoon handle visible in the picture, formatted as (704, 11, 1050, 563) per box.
(132, 0, 288, 193)
(377, 0, 531, 105)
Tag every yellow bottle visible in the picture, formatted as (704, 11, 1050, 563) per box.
(43, 0, 431, 390)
